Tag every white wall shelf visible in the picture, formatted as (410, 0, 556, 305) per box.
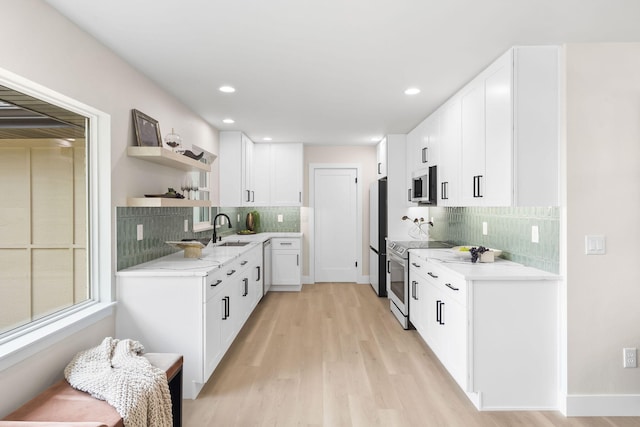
(126, 197, 211, 208)
(127, 146, 213, 172)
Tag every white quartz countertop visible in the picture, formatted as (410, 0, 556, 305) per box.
(409, 248, 560, 281)
(117, 232, 302, 277)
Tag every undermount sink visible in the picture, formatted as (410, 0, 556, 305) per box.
(216, 241, 250, 247)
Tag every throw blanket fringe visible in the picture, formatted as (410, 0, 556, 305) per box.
(64, 337, 172, 427)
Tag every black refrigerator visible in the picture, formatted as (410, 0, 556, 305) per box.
(369, 178, 387, 296)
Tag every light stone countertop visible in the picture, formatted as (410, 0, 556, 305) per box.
(409, 248, 560, 281)
(116, 232, 302, 277)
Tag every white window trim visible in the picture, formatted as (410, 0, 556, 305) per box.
(0, 66, 113, 371)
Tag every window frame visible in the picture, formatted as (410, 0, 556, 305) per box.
(0, 66, 113, 370)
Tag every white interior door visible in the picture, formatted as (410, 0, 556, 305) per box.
(314, 168, 357, 283)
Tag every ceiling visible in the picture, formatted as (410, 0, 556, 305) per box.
(45, 0, 640, 145)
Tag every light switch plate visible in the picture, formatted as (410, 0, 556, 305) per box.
(531, 225, 539, 243)
(482, 222, 488, 235)
(277, 214, 284, 223)
(585, 235, 606, 255)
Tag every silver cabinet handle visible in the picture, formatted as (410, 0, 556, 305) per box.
(296, 254, 299, 266)
(427, 272, 438, 278)
(280, 242, 293, 246)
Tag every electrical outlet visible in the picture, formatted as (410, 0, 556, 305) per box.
(184, 219, 189, 232)
(277, 214, 283, 223)
(624, 348, 637, 368)
(136, 224, 143, 241)
(532, 225, 539, 243)
(482, 221, 488, 236)
(237, 213, 240, 222)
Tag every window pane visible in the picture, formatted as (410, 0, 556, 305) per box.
(0, 87, 89, 336)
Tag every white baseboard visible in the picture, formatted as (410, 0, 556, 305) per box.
(564, 394, 640, 416)
(302, 275, 370, 285)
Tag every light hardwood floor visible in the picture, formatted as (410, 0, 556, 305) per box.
(183, 283, 640, 427)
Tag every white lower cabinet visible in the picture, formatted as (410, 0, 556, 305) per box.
(116, 244, 264, 399)
(409, 252, 558, 410)
(271, 237, 302, 291)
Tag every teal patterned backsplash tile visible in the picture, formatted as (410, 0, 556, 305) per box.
(117, 206, 301, 270)
(116, 207, 215, 270)
(429, 206, 559, 273)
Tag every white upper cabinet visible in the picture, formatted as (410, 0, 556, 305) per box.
(220, 131, 255, 207)
(252, 143, 271, 206)
(376, 137, 387, 179)
(270, 143, 303, 206)
(438, 96, 462, 206)
(453, 46, 560, 207)
(220, 134, 303, 207)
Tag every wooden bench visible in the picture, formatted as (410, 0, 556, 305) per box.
(1, 353, 183, 427)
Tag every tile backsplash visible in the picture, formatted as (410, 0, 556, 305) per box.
(116, 206, 300, 270)
(428, 206, 559, 273)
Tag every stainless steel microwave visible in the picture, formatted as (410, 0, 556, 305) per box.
(411, 165, 437, 204)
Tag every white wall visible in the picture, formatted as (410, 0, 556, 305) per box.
(0, 0, 218, 416)
(565, 43, 640, 408)
(303, 145, 377, 280)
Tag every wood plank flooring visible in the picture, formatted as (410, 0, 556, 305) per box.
(183, 283, 640, 427)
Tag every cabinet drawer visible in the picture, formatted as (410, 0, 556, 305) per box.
(205, 272, 225, 300)
(423, 262, 467, 305)
(271, 238, 300, 250)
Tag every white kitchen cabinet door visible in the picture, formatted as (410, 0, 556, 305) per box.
(440, 297, 467, 390)
(483, 53, 513, 206)
(270, 143, 303, 206)
(252, 143, 271, 206)
(219, 131, 256, 207)
(405, 128, 419, 206)
(438, 97, 462, 206)
(272, 249, 301, 286)
(460, 81, 486, 206)
(204, 279, 224, 380)
(242, 134, 255, 206)
(376, 137, 387, 179)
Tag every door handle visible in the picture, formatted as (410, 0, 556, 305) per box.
(256, 266, 261, 281)
(251, 191, 255, 202)
(222, 296, 229, 320)
(387, 260, 391, 274)
(243, 278, 248, 296)
(246, 190, 251, 202)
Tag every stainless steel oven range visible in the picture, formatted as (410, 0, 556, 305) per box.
(386, 240, 452, 329)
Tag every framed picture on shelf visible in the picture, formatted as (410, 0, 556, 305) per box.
(132, 109, 162, 147)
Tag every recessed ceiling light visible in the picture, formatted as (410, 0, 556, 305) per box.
(219, 86, 236, 93)
(263, 137, 272, 141)
(222, 118, 235, 124)
(404, 87, 421, 95)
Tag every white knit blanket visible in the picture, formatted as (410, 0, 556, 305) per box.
(64, 337, 173, 427)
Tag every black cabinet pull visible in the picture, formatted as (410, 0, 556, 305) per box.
(378, 162, 382, 174)
(243, 278, 248, 296)
(222, 296, 229, 320)
(411, 280, 416, 299)
(441, 181, 449, 200)
(411, 262, 421, 268)
(246, 190, 251, 202)
(387, 260, 391, 274)
(421, 147, 428, 163)
(210, 279, 222, 287)
(427, 272, 438, 279)
(473, 175, 484, 198)
(408, 188, 412, 202)
(240, 260, 248, 266)
(436, 300, 441, 323)
(445, 283, 459, 291)
(256, 266, 261, 281)
(296, 254, 299, 266)
(227, 269, 236, 276)
(251, 191, 255, 202)
(439, 301, 445, 325)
